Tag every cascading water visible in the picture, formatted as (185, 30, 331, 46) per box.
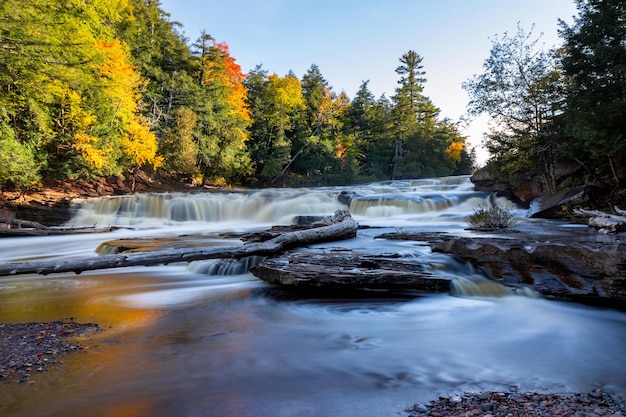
(1, 175, 625, 417)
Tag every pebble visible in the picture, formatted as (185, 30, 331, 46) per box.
(406, 390, 625, 417)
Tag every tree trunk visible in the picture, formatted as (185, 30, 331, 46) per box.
(0, 211, 358, 277)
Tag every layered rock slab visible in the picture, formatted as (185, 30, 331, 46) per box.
(250, 251, 451, 292)
(430, 236, 626, 306)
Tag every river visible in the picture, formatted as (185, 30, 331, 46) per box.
(0, 176, 625, 417)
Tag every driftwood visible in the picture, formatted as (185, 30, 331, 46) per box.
(0, 217, 47, 230)
(0, 225, 118, 237)
(0, 210, 358, 277)
(574, 207, 626, 233)
(0, 216, 116, 237)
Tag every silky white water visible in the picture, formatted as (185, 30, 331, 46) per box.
(0, 176, 624, 417)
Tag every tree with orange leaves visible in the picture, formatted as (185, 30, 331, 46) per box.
(192, 32, 252, 184)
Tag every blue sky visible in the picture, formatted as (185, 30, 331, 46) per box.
(159, 0, 578, 164)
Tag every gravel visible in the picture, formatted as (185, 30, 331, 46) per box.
(406, 390, 625, 417)
(0, 321, 102, 384)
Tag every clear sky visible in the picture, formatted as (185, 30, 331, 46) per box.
(159, 0, 579, 165)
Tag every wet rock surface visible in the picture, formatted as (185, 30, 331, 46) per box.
(0, 321, 101, 384)
(250, 250, 451, 292)
(406, 390, 625, 417)
(429, 235, 626, 306)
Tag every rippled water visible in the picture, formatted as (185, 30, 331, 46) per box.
(1, 176, 625, 417)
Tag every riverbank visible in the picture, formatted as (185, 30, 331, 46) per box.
(0, 174, 202, 226)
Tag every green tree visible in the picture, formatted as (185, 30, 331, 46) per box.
(244, 67, 307, 183)
(116, 0, 198, 132)
(348, 81, 391, 180)
(0, 0, 166, 181)
(463, 25, 565, 192)
(559, 0, 626, 185)
(290, 64, 339, 184)
(391, 51, 443, 179)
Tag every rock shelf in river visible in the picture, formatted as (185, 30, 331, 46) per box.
(250, 250, 451, 292)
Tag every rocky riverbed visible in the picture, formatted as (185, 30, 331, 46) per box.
(406, 390, 625, 417)
(0, 321, 102, 384)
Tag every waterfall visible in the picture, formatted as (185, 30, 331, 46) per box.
(64, 176, 524, 237)
(188, 256, 264, 276)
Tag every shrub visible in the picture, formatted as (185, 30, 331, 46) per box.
(467, 204, 517, 230)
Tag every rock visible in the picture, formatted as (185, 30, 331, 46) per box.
(470, 168, 537, 207)
(430, 235, 626, 306)
(471, 168, 510, 192)
(529, 185, 589, 218)
(250, 251, 452, 292)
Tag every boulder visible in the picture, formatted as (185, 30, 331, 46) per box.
(529, 185, 589, 218)
(470, 168, 510, 192)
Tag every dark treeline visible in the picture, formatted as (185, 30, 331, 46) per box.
(464, 0, 626, 200)
(0, 0, 474, 190)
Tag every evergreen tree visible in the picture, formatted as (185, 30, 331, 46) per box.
(559, 0, 626, 184)
(292, 65, 338, 184)
(348, 82, 394, 180)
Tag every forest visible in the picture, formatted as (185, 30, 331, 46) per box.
(0, 0, 624, 194)
(0, 0, 473, 190)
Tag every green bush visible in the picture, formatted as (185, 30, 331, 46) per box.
(467, 204, 517, 230)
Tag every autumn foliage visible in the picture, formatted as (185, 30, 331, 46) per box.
(0, 0, 474, 190)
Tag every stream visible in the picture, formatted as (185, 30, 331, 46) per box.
(0, 176, 625, 417)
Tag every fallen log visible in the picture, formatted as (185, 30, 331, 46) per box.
(0, 210, 358, 277)
(574, 207, 626, 233)
(0, 225, 118, 237)
(0, 217, 47, 230)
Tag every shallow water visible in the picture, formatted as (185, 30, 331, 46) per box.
(1, 176, 625, 417)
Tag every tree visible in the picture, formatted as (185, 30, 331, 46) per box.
(347, 81, 389, 180)
(94, 38, 162, 172)
(463, 25, 565, 192)
(116, 0, 198, 132)
(0, 0, 163, 180)
(390, 51, 445, 179)
(559, 0, 626, 185)
(192, 34, 252, 184)
(245, 67, 306, 183)
(159, 107, 199, 181)
(291, 64, 340, 184)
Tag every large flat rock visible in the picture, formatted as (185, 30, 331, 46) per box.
(250, 251, 452, 292)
